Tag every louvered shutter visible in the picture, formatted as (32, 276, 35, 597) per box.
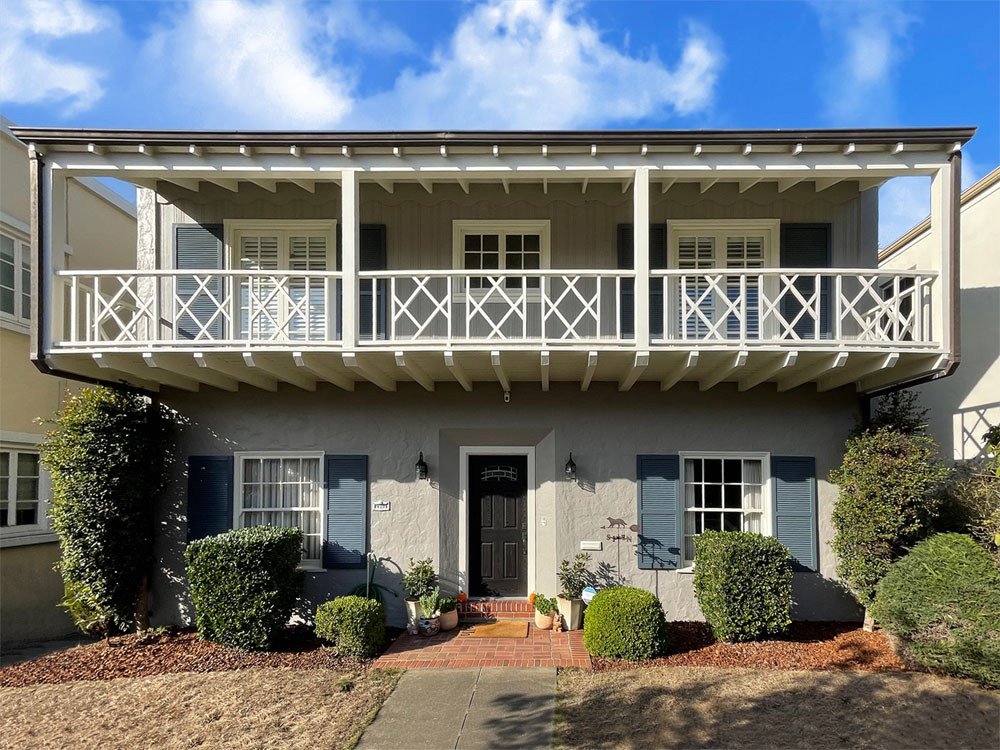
(780, 225, 832, 340)
(187, 456, 234, 541)
(771, 456, 819, 572)
(323, 455, 368, 569)
(175, 225, 224, 340)
(617, 224, 666, 339)
(637, 455, 682, 569)
(358, 225, 387, 341)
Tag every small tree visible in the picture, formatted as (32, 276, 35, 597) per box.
(853, 390, 929, 438)
(829, 427, 949, 620)
(41, 387, 171, 635)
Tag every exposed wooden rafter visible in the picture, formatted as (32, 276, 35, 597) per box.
(444, 351, 472, 391)
(395, 352, 434, 392)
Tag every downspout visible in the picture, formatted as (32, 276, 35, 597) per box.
(859, 149, 963, 423)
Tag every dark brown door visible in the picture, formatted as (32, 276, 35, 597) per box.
(469, 455, 528, 597)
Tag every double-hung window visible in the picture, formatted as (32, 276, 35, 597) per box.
(453, 220, 550, 290)
(1, 231, 31, 327)
(681, 453, 770, 565)
(1, 448, 42, 529)
(235, 452, 324, 568)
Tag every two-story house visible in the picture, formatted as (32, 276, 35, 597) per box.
(10, 126, 970, 626)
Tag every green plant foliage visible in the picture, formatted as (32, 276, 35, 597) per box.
(829, 427, 950, 607)
(558, 554, 592, 598)
(533, 594, 558, 615)
(582, 587, 669, 661)
(315, 596, 386, 659)
(692, 531, 793, 643)
(401, 557, 437, 599)
(940, 459, 1000, 564)
(40, 386, 172, 636)
(871, 533, 1000, 689)
(418, 587, 440, 618)
(185, 526, 304, 650)
(853, 390, 929, 437)
(438, 597, 457, 614)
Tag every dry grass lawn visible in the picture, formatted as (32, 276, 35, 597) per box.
(0, 667, 402, 750)
(556, 666, 1000, 750)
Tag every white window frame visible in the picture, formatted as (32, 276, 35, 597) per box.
(666, 219, 780, 268)
(451, 220, 552, 272)
(0, 227, 31, 332)
(0, 434, 56, 548)
(223, 220, 338, 271)
(233, 450, 326, 571)
(678, 451, 772, 569)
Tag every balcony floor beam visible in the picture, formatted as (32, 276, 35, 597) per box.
(243, 352, 317, 391)
(738, 351, 798, 392)
(194, 352, 277, 391)
(344, 352, 396, 391)
(619, 351, 649, 391)
(661, 351, 699, 391)
(699, 350, 749, 391)
(395, 352, 435, 391)
(777, 352, 849, 392)
(581, 351, 599, 391)
(143, 351, 238, 391)
(444, 351, 473, 391)
(293, 352, 355, 391)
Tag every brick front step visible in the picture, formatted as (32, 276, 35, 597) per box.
(458, 598, 534, 621)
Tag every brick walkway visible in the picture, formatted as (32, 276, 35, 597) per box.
(374, 623, 591, 669)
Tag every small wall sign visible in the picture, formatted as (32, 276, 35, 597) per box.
(372, 500, 391, 512)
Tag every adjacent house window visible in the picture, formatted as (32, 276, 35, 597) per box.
(681, 454, 769, 564)
(1, 449, 41, 528)
(452, 220, 551, 289)
(235, 453, 324, 567)
(1, 232, 31, 325)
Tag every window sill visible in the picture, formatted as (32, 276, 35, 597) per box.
(298, 564, 325, 573)
(676, 566, 695, 575)
(0, 530, 59, 549)
(0, 316, 30, 335)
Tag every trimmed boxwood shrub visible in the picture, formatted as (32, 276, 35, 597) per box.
(316, 596, 386, 658)
(871, 533, 1000, 689)
(693, 531, 792, 642)
(185, 526, 304, 650)
(583, 587, 668, 661)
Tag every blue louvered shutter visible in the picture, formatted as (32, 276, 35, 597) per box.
(771, 456, 818, 572)
(358, 225, 387, 341)
(175, 224, 224, 340)
(618, 224, 666, 339)
(323, 455, 368, 569)
(637, 455, 681, 569)
(780, 225, 832, 340)
(187, 456, 233, 541)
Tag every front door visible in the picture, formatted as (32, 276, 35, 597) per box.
(469, 455, 528, 597)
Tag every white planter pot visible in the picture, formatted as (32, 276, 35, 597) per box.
(556, 596, 583, 631)
(405, 598, 421, 626)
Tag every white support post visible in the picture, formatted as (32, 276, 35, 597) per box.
(928, 158, 957, 361)
(43, 164, 68, 349)
(341, 169, 360, 350)
(633, 167, 651, 350)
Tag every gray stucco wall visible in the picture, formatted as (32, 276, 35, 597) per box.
(151, 382, 863, 628)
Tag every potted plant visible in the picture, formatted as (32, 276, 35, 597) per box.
(401, 557, 437, 629)
(531, 593, 558, 630)
(417, 587, 441, 636)
(556, 553, 591, 631)
(438, 597, 458, 631)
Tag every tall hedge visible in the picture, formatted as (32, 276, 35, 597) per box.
(871, 533, 1000, 689)
(185, 526, 304, 650)
(829, 427, 949, 608)
(41, 387, 171, 635)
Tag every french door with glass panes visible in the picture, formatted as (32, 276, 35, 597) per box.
(229, 223, 336, 342)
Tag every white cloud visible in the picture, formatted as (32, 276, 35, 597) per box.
(358, 1, 723, 128)
(0, 0, 111, 113)
(813, 2, 916, 124)
(323, 2, 415, 55)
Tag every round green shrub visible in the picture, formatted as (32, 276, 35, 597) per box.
(185, 526, 304, 650)
(316, 596, 386, 658)
(583, 587, 668, 661)
(871, 533, 1000, 689)
(693, 531, 792, 643)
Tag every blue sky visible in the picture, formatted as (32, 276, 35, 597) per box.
(2, 0, 997, 246)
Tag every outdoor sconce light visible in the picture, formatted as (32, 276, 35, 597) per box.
(415, 452, 429, 481)
(565, 453, 577, 481)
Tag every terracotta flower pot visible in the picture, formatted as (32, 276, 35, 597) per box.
(439, 609, 459, 631)
(535, 610, 554, 630)
(557, 596, 583, 631)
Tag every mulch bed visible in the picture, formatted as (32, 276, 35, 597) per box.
(592, 622, 906, 673)
(0, 626, 403, 688)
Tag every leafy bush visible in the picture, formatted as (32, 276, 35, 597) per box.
(438, 597, 457, 614)
(532, 594, 558, 615)
(185, 526, 304, 650)
(693, 531, 793, 642)
(315, 596, 386, 659)
(939, 426, 1000, 564)
(829, 427, 950, 608)
(401, 557, 437, 599)
(558, 554, 592, 598)
(419, 587, 440, 618)
(41, 386, 172, 635)
(583, 587, 669, 660)
(854, 390, 929, 437)
(871, 533, 1000, 689)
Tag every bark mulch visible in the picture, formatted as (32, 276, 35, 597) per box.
(0, 626, 402, 688)
(592, 621, 906, 672)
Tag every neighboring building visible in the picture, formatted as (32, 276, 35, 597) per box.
(0, 117, 136, 646)
(11, 126, 969, 627)
(880, 166, 1000, 461)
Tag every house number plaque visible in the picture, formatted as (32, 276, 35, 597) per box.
(372, 500, 391, 512)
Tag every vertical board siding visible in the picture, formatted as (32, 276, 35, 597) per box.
(637, 455, 681, 569)
(771, 455, 819, 572)
(186, 455, 234, 541)
(323, 455, 368, 569)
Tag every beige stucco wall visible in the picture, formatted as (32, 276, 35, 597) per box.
(0, 542, 73, 643)
(151, 382, 863, 629)
(881, 173, 1000, 460)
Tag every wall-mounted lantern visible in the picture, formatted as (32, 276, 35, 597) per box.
(565, 453, 577, 481)
(415, 452, 429, 481)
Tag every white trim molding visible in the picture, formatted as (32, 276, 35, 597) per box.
(451, 220, 551, 271)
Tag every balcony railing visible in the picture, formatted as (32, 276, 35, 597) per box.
(54, 268, 937, 349)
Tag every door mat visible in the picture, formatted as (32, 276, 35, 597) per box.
(462, 621, 529, 639)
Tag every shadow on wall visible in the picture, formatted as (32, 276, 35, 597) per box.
(792, 573, 863, 622)
(956, 401, 1000, 461)
(303, 557, 409, 627)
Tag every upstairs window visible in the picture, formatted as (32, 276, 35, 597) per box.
(453, 220, 550, 289)
(0, 232, 30, 326)
(1, 449, 41, 529)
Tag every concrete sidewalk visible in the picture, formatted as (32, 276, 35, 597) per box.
(357, 667, 557, 750)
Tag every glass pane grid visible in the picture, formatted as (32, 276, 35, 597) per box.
(683, 457, 764, 564)
(2, 450, 40, 527)
(239, 456, 322, 562)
